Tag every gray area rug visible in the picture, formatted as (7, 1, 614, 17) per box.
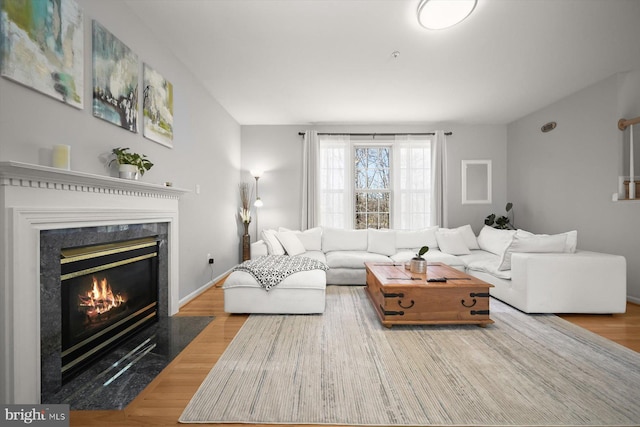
(180, 286, 640, 426)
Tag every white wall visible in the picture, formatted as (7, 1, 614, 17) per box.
(0, 0, 241, 301)
(507, 73, 640, 301)
(241, 123, 507, 240)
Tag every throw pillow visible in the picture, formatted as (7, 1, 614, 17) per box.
(261, 229, 285, 255)
(476, 225, 516, 256)
(322, 227, 368, 252)
(517, 229, 578, 253)
(435, 230, 472, 255)
(276, 231, 306, 256)
(498, 232, 568, 271)
(439, 224, 479, 250)
(367, 229, 397, 256)
(395, 226, 439, 249)
(278, 226, 322, 251)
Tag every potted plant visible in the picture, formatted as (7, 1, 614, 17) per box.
(485, 202, 515, 229)
(409, 245, 429, 274)
(110, 147, 153, 180)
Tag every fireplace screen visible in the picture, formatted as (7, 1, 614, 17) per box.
(60, 237, 159, 381)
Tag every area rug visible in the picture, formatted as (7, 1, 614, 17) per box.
(179, 286, 640, 426)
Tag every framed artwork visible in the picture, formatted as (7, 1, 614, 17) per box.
(0, 0, 84, 109)
(92, 20, 138, 133)
(143, 63, 174, 147)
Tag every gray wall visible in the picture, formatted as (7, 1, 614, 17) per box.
(241, 123, 508, 239)
(507, 72, 640, 302)
(0, 0, 241, 302)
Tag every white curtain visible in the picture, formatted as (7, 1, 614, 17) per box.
(392, 135, 432, 229)
(431, 130, 448, 228)
(318, 134, 352, 229)
(301, 130, 320, 229)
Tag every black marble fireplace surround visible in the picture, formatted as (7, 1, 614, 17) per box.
(40, 223, 169, 402)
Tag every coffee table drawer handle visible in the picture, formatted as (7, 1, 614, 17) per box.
(461, 298, 477, 308)
(380, 304, 404, 316)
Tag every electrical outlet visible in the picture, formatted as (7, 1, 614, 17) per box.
(208, 258, 214, 264)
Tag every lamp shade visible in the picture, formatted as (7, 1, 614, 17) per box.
(417, 0, 477, 30)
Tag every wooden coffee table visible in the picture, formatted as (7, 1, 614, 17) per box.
(365, 262, 494, 328)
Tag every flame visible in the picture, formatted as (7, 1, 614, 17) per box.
(78, 277, 125, 317)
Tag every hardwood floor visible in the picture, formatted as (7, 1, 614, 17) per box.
(70, 280, 639, 426)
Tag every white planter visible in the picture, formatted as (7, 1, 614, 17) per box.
(118, 164, 139, 180)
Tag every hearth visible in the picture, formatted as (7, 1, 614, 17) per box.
(60, 237, 159, 382)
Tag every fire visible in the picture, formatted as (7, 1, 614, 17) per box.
(78, 277, 125, 318)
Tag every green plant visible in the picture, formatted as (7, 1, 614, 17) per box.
(413, 245, 430, 260)
(109, 147, 153, 176)
(485, 202, 514, 229)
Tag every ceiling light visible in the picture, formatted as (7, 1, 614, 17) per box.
(417, 0, 477, 30)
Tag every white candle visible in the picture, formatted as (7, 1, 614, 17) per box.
(630, 125, 635, 199)
(52, 144, 71, 170)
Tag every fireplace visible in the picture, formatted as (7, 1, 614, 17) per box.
(60, 237, 159, 382)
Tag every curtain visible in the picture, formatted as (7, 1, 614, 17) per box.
(301, 130, 320, 229)
(431, 130, 448, 228)
(318, 134, 352, 229)
(392, 135, 432, 229)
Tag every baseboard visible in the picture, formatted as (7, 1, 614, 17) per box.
(179, 267, 234, 308)
(628, 295, 640, 305)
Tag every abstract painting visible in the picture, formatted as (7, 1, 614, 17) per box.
(92, 20, 138, 133)
(1, 0, 84, 108)
(143, 63, 174, 147)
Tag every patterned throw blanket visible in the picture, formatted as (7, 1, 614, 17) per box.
(233, 255, 329, 291)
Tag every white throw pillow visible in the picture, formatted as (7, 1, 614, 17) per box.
(517, 229, 578, 253)
(439, 224, 479, 250)
(498, 232, 568, 271)
(435, 230, 472, 255)
(395, 226, 439, 249)
(278, 226, 322, 251)
(322, 227, 368, 252)
(261, 229, 285, 255)
(477, 225, 516, 256)
(276, 231, 306, 256)
(367, 229, 397, 256)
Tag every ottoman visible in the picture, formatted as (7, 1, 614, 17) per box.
(222, 269, 327, 314)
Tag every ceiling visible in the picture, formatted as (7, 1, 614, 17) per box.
(124, 0, 640, 126)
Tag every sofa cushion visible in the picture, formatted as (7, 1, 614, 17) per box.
(278, 227, 322, 251)
(498, 232, 567, 271)
(390, 249, 466, 267)
(435, 230, 472, 255)
(439, 224, 479, 250)
(322, 227, 368, 252)
(276, 231, 306, 256)
(476, 225, 516, 256)
(261, 229, 285, 255)
(367, 229, 397, 256)
(325, 250, 390, 269)
(463, 250, 512, 280)
(517, 229, 578, 254)
(395, 226, 439, 249)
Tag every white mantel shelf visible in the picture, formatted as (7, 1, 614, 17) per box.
(0, 161, 189, 199)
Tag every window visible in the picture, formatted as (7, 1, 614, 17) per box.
(319, 135, 432, 229)
(355, 146, 390, 229)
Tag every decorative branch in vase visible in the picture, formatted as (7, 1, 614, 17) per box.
(239, 182, 253, 235)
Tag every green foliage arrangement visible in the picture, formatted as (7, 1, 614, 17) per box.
(110, 147, 153, 176)
(485, 202, 515, 229)
(414, 245, 430, 260)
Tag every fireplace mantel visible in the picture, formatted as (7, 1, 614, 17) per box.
(0, 161, 189, 198)
(0, 161, 187, 404)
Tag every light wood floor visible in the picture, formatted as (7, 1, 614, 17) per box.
(70, 279, 640, 426)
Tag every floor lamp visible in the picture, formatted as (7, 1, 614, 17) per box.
(251, 170, 263, 239)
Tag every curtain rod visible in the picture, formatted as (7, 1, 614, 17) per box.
(297, 131, 453, 137)
(618, 116, 640, 130)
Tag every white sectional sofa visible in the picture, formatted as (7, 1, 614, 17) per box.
(249, 225, 627, 314)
